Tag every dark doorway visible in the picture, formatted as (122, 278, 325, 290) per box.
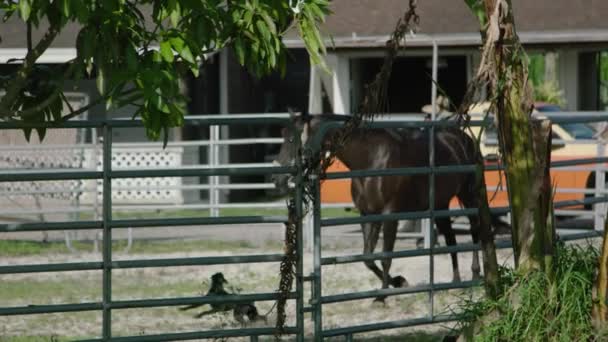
(352, 56, 468, 113)
(227, 49, 311, 201)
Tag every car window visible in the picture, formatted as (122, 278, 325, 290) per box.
(559, 123, 595, 140)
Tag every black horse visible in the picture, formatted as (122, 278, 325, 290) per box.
(273, 113, 504, 301)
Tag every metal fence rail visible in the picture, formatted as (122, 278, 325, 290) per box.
(0, 116, 305, 342)
(306, 115, 608, 340)
(3, 113, 608, 341)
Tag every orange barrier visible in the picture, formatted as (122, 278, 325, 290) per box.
(320, 158, 593, 210)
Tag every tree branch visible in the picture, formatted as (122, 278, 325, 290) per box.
(16, 90, 61, 120)
(59, 88, 140, 122)
(27, 21, 32, 52)
(0, 26, 60, 118)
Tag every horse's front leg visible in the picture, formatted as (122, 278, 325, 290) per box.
(376, 221, 408, 303)
(435, 217, 461, 282)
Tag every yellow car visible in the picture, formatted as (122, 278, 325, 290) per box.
(466, 102, 598, 212)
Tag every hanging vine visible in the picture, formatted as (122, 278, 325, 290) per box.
(274, 0, 420, 338)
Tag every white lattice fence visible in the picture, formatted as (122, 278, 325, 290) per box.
(82, 146, 185, 205)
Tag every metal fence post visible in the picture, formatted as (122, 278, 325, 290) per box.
(595, 139, 606, 230)
(427, 39, 439, 320)
(102, 123, 113, 340)
(295, 138, 305, 342)
(311, 174, 323, 341)
(209, 124, 220, 217)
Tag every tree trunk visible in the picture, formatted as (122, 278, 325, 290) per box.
(592, 209, 608, 327)
(478, 0, 555, 274)
(476, 159, 500, 299)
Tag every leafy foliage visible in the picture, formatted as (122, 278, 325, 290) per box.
(0, 0, 330, 142)
(457, 243, 601, 341)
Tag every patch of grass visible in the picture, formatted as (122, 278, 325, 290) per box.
(0, 337, 74, 342)
(112, 238, 258, 254)
(0, 276, 99, 305)
(0, 240, 79, 257)
(79, 206, 358, 220)
(324, 330, 445, 341)
(0, 238, 263, 257)
(457, 243, 599, 341)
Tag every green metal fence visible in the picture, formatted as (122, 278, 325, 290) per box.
(0, 116, 304, 341)
(2, 113, 608, 341)
(305, 114, 608, 340)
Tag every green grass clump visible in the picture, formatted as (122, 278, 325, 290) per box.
(458, 243, 599, 341)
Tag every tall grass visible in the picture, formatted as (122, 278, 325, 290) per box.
(457, 243, 600, 341)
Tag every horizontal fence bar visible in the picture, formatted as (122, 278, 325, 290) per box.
(77, 327, 299, 342)
(321, 208, 477, 227)
(322, 242, 487, 266)
(322, 230, 601, 268)
(321, 280, 480, 304)
(551, 157, 608, 168)
(0, 114, 292, 130)
(0, 302, 102, 316)
(111, 183, 276, 191)
(322, 314, 458, 338)
(110, 166, 294, 178)
(110, 215, 288, 228)
(0, 254, 285, 275)
(554, 195, 608, 209)
(0, 170, 102, 182)
(0, 262, 102, 274)
(112, 138, 284, 148)
(112, 202, 287, 211)
(113, 254, 285, 269)
(321, 196, 608, 227)
(323, 164, 477, 180)
(0, 220, 102, 233)
(110, 292, 295, 310)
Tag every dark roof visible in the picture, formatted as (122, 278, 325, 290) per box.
(0, 18, 81, 49)
(285, 0, 608, 47)
(1, 1, 607, 51)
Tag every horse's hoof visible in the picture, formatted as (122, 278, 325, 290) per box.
(372, 297, 387, 307)
(452, 275, 462, 283)
(472, 273, 482, 281)
(391, 276, 408, 288)
(415, 238, 424, 249)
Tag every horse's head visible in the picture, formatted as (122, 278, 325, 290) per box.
(271, 111, 312, 194)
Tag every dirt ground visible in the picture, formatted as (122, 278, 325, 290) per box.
(0, 221, 526, 341)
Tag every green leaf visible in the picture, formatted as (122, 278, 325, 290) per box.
(35, 127, 47, 142)
(19, 0, 31, 21)
(96, 67, 105, 95)
(234, 38, 245, 65)
(126, 45, 138, 71)
(22, 128, 33, 142)
(59, 0, 70, 18)
(152, 50, 163, 63)
(169, 36, 185, 52)
(159, 40, 174, 62)
(178, 45, 195, 64)
(256, 20, 270, 42)
(162, 126, 169, 149)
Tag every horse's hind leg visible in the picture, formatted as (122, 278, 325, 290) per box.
(378, 221, 407, 301)
(467, 214, 482, 280)
(435, 216, 461, 282)
(362, 222, 384, 282)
